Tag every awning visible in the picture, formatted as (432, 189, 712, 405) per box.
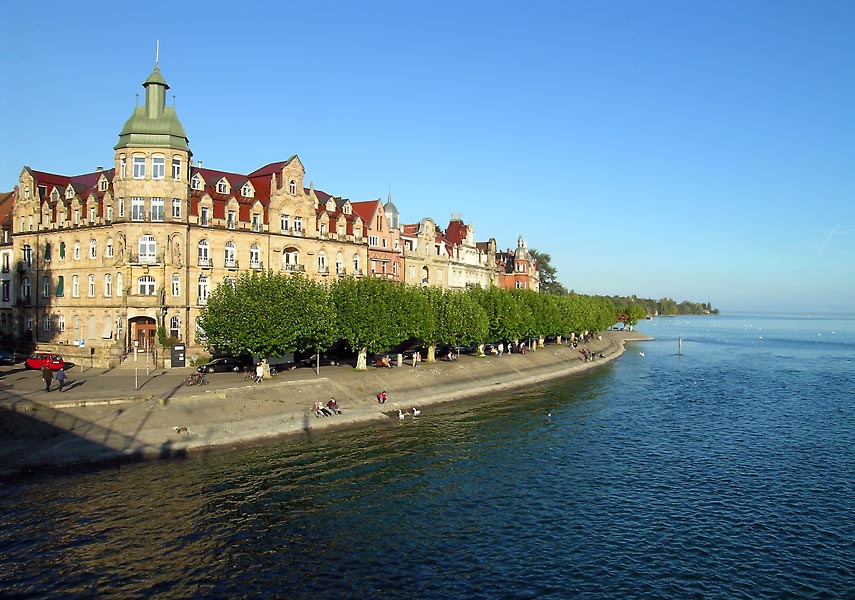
(101, 319, 113, 339)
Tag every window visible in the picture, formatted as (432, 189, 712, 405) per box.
(170, 316, 181, 339)
(224, 242, 236, 268)
(106, 238, 114, 258)
(217, 179, 229, 194)
(369, 235, 379, 247)
(320, 223, 327, 237)
(89, 239, 97, 259)
(116, 273, 123, 296)
(72, 275, 80, 298)
(104, 274, 112, 297)
(198, 276, 209, 304)
(88, 274, 95, 297)
(58, 315, 65, 333)
(227, 210, 236, 229)
(289, 179, 297, 195)
(353, 254, 361, 274)
(198, 240, 210, 266)
(133, 155, 146, 179)
(73, 210, 80, 225)
(59, 241, 66, 260)
(44, 242, 52, 262)
(336, 253, 344, 275)
(282, 249, 299, 270)
(43, 315, 52, 332)
(138, 275, 156, 296)
(280, 214, 289, 232)
(242, 182, 253, 197)
(56, 275, 64, 297)
(138, 235, 157, 263)
(1, 280, 8, 302)
(131, 197, 145, 221)
(318, 252, 327, 273)
(251, 214, 260, 232)
(172, 157, 181, 180)
(120, 155, 127, 179)
(393, 262, 398, 276)
(118, 197, 125, 218)
(152, 156, 165, 179)
(172, 198, 181, 218)
(42, 276, 50, 298)
(89, 205, 96, 223)
(151, 197, 164, 222)
(106, 205, 113, 222)
(172, 273, 180, 297)
(99, 178, 108, 192)
(21, 277, 31, 301)
(65, 186, 74, 199)
(200, 207, 210, 226)
(250, 244, 261, 269)
(294, 217, 302, 233)
(191, 173, 203, 190)
(73, 241, 81, 261)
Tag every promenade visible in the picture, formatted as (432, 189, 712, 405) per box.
(0, 330, 651, 479)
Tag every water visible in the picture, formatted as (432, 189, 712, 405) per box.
(2, 314, 854, 599)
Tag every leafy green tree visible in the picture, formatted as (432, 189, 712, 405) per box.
(529, 249, 568, 295)
(436, 290, 488, 357)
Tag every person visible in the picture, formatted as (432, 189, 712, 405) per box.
(498, 342, 504, 357)
(255, 362, 264, 384)
(378, 354, 392, 368)
(377, 390, 387, 404)
(327, 397, 340, 415)
(312, 401, 328, 417)
(41, 365, 53, 392)
(413, 352, 421, 368)
(54, 368, 68, 392)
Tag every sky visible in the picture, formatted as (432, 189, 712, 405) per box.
(2, 1, 853, 314)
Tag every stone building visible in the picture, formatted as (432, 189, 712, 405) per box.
(0, 191, 15, 341)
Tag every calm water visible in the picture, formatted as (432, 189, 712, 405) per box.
(2, 314, 855, 599)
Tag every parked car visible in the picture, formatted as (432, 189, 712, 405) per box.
(197, 357, 246, 373)
(25, 352, 67, 371)
(0, 348, 16, 365)
(295, 352, 340, 368)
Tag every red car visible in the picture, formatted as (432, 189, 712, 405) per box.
(25, 352, 67, 371)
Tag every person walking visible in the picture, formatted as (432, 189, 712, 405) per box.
(255, 362, 264, 384)
(54, 368, 68, 392)
(41, 365, 54, 392)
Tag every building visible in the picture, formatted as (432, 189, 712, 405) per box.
(492, 235, 540, 291)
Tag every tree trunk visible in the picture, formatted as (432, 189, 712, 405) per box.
(355, 348, 368, 371)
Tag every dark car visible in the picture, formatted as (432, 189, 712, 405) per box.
(198, 357, 246, 373)
(295, 353, 340, 368)
(25, 352, 67, 371)
(0, 348, 15, 365)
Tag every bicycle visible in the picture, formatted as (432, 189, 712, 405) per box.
(185, 373, 208, 386)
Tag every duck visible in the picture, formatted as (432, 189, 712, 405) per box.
(398, 409, 406, 420)
(412, 407, 421, 416)
(639, 352, 645, 357)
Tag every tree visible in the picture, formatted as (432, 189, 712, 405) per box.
(529, 249, 568, 295)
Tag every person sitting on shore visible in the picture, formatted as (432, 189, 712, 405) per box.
(327, 397, 340, 415)
(377, 390, 387, 404)
(313, 401, 331, 417)
(376, 354, 392, 368)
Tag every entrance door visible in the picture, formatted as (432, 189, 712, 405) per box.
(132, 319, 157, 352)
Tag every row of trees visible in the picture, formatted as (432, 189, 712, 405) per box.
(607, 295, 718, 319)
(197, 273, 617, 370)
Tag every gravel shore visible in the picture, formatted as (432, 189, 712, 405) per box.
(0, 330, 651, 479)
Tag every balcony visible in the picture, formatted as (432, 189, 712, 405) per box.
(224, 258, 239, 270)
(198, 257, 212, 268)
(249, 261, 264, 271)
(129, 252, 163, 265)
(318, 267, 330, 276)
(282, 263, 305, 273)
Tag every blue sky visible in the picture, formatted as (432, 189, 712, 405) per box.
(2, 1, 853, 313)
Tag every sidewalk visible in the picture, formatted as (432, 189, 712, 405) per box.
(0, 331, 651, 479)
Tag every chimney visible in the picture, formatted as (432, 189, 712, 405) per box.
(96, 166, 103, 171)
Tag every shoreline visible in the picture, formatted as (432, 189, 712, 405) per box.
(0, 331, 652, 479)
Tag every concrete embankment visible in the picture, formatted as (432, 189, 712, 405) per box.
(0, 331, 652, 478)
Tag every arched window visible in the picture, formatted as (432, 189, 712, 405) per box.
(89, 239, 97, 259)
(138, 235, 157, 262)
(73, 241, 81, 260)
(198, 240, 210, 266)
(198, 276, 209, 304)
(116, 272, 123, 297)
(106, 238, 114, 258)
(42, 276, 50, 298)
(56, 275, 64, 297)
(138, 275, 156, 296)
(44, 243, 52, 262)
(224, 242, 236, 267)
(59, 241, 66, 260)
(282, 248, 299, 271)
(172, 273, 181, 297)
(21, 277, 30, 300)
(58, 315, 65, 333)
(249, 244, 261, 269)
(72, 275, 80, 297)
(170, 316, 181, 339)
(104, 274, 113, 297)
(289, 179, 297, 195)
(88, 274, 96, 297)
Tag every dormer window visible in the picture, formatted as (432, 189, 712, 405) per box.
(289, 180, 297, 195)
(191, 173, 204, 191)
(251, 214, 261, 232)
(326, 199, 336, 211)
(227, 210, 236, 230)
(65, 186, 74, 200)
(343, 202, 352, 215)
(241, 182, 254, 198)
(51, 189, 59, 202)
(216, 178, 229, 194)
(99, 177, 108, 192)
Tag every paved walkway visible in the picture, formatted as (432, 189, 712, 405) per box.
(0, 331, 652, 479)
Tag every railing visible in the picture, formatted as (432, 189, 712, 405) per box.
(318, 267, 330, 276)
(129, 253, 163, 265)
(249, 261, 264, 271)
(224, 258, 239, 269)
(282, 263, 305, 273)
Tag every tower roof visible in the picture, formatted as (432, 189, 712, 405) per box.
(114, 65, 189, 152)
